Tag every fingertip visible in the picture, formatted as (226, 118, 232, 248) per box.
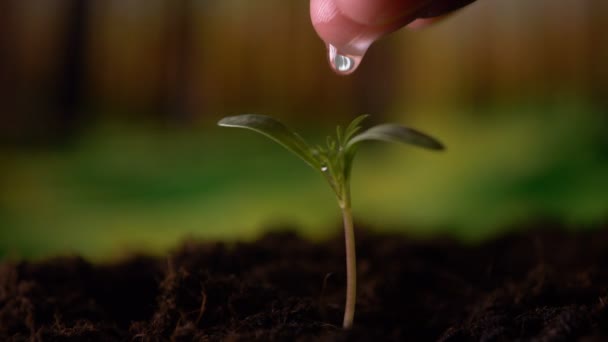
(335, 0, 418, 26)
(310, 0, 372, 49)
(310, 0, 416, 52)
(310, 0, 338, 26)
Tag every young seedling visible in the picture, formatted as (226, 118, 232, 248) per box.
(218, 114, 444, 329)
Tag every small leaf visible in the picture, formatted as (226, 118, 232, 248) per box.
(326, 136, 336, 151)
(344, 114, 370, 142)
(218, 115, 320, 168)
(347, 124, 445, 151)
(336, 125, 344, 145)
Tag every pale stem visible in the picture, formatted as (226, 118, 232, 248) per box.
(341, 203, 356, 329)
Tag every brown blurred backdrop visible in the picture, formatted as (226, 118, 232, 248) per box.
(1, 0, 605, 143)
(0, 0, 606, 259)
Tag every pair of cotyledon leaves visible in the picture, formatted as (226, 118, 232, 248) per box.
(217, 114, 444, 174)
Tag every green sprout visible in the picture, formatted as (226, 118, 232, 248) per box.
(218, 114, 444, 329)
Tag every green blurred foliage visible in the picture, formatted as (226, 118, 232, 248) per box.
(1, 99, 606, 260)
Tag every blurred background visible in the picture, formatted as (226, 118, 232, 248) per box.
(1, 0, 606, 260)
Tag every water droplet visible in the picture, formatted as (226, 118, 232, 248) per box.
(327, 44, 363, 75)
(321, 165, 329, 172)
(334, 54, 353, 72)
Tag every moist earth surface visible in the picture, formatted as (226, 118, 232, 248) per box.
(1, 223, 608, 341)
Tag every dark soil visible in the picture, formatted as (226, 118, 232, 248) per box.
(2, 223, 608, 341)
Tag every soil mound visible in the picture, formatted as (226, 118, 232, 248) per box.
(2, 226, 608, 341)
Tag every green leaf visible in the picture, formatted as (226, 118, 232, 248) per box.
(218, 114, 321, 169)
(336, 125, 344, 145)
(347, 124, 445, 151)
(343, 114, 370, 143)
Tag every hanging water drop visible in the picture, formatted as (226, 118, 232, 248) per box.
(328, 44, 363, 75)
(334, 54, 353, 72)
(321, 165, 329, 172)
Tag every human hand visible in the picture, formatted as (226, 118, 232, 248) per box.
(310, 0, 476, 74)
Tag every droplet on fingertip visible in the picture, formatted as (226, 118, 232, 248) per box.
(327, 44, 363, 75)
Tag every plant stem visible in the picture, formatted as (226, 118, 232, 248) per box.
(341, 203, 356, 329)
